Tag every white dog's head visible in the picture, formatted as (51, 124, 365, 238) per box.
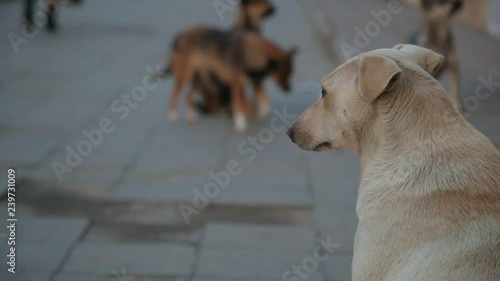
(287, 44, 444, 153)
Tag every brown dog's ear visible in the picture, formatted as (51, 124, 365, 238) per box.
(358, 54, 402, 103)
(393, 44, 444, 76)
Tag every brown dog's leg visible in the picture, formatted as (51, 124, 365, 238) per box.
(186, 85, 199, 123)
(168, 54, 193, 122)
(23, 0, 34, 27)
(254, 82, 270, 119)
(231, 81, 247, 132)
(46, 0, 58, 31)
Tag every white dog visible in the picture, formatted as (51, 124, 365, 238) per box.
(288, 44, 500, 281)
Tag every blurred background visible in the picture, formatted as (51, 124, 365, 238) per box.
(0, 0, 499, 281)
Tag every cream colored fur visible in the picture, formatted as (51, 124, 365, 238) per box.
(289, 44, 500, 281)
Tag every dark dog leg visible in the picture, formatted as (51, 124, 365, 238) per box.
(23, 0, 34, 27)
(46, 0, 58, 32)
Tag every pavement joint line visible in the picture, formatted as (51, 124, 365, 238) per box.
(106, 121, 166, 193)
(25, 85, 129, 184)
(190, 223, 208, 280)
(47, 220, 93, 281)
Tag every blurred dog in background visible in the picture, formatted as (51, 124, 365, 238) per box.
(410, 0, 463, 104)
(157, 0, 277, 116)
(195, 0, 276, 115)
(164, 27, 296, 132)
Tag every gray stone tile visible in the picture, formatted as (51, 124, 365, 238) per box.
(100, 94, 166, 134)
(54, 273, 187, 281)
(324, 255, 353, 281)
(0, 165, 33, 184)
(0, 184, 6, 198)
(0, 98, 46, 128)
(310, 151, 359, 253)
(81, 133, 146, 166)
(195, 248, 325, 281)
(193, 279, 261, 281)
(28, 165, 123, 195)
(3, 273, 51, 281)
(212, 188, 313, 207)
(0, 240, 73, 273)
(114, 166, 310, 205)
(134, 135, 224, 174)
(6, 102, 99, 132)
(1, 74, 74, 102)
(63, 243, 196, 276)
(226, 168, 307, 192)
(113, 181, 197, 203)
(202, 223, 316, 252)
(0, 217, 88, 273)
(84, 222, 202, 244)
(16, 217, 89, 242)
(315, 211, 357, 253)
(225, 140, 308, 171)
(155, 117, 232, 139)
(0, 134, 60, 165)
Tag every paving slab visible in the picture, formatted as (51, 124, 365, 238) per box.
(226, 168, 308, 192)
(0, 134, 60, 166)
(114, 168, 311, 207)
(63, 243, 196, 277)
(133, 134, 225, 174)
(212, 188, 313, 207)
(315, 211, 357, 254)
(0, 217, 88, 274)
(15, 217, 89, 242)
(5, 101, 99, 133)
(28, 165, 123, 195)
(1, 273, 51, 281)
(324, 255, 353, 281)
(195, 248, 325, 281)
(310, 151, 360, 252)
(54, 273, 187, 281)
(113, 179, 313, 208)
(83, 222, 202, 244)
(0, 240, 74, 273)
(0, 97, 49, 128)
(202, 223, 316, 252)
(77, 132, 146, 167)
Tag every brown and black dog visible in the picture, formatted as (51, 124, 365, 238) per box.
(410, 0, 462, 104)
(157, 0, 276, 115)
(164, 27, 296, 132)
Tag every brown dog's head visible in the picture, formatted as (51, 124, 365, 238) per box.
(287, 44, 444, 153)
(270, 47, 298, 92)
(241, 0, 276, 18)
(421, 0, 463, 18)
(237, 0, 275, 32)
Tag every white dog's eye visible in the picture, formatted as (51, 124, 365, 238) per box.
(321, 89, 326, 99)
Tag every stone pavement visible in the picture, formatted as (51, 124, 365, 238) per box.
(0, 0, 499, 281)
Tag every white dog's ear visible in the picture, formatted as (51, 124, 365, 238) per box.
(358, 54, 402, 103)
(393, 44, 444, 76)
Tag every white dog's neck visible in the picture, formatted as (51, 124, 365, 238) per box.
(358, 76, 500, 196)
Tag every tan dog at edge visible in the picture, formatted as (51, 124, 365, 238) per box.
(287, 44, 500, 281)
